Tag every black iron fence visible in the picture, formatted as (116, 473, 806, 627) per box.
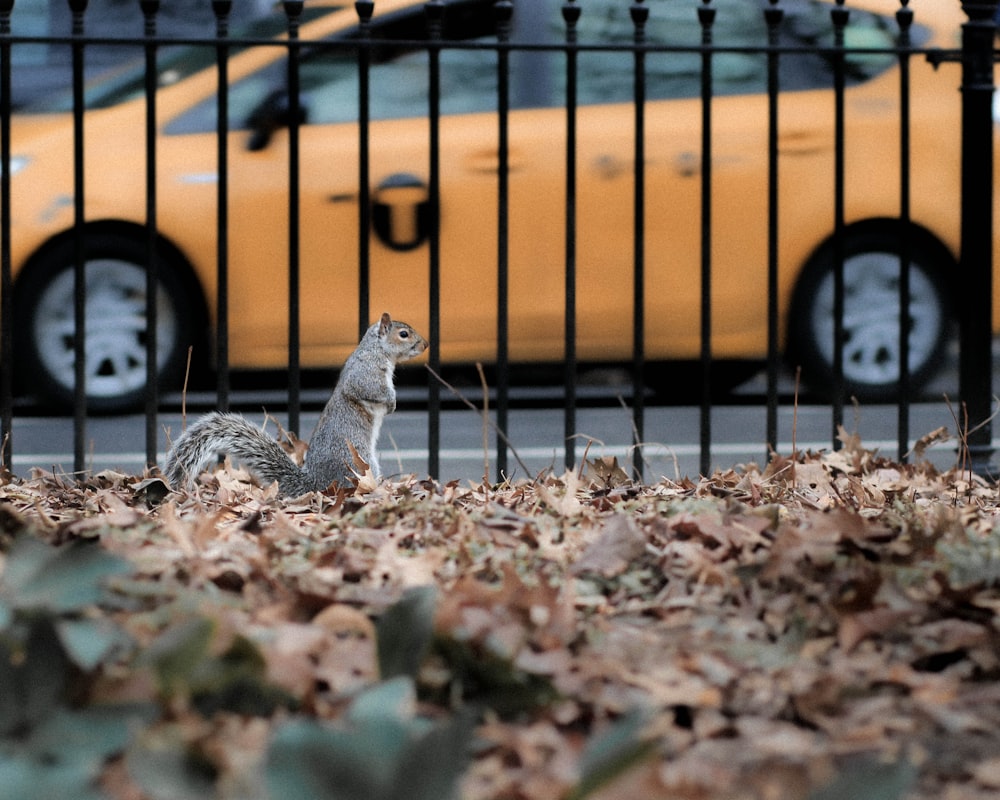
(0, 0, 997, 482)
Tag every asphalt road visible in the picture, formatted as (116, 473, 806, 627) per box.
(5, 396, 973, 486)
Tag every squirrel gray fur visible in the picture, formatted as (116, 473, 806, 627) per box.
(163, 313, 428, 495)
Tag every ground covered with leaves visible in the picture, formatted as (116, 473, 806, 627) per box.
(1, 432, 1000, 800)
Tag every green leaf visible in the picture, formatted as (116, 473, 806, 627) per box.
(0, 640, 21, 735)
(56, 616, 132, 671)
(143, 618, 292, 715)
(143, 616, 215, 698)
(126, 722, 220, 800)
(386, 710, 475, 800)
(190, 633, 292, 716)
(432, 634, 558, 718)
(808, 756, 916, 800)
(376, 585, 437, 680)
(23, 621, 70, 726)
(267, 678, 473, 800)
(266, 718, 389, 800)
(0, 536, 131, 614)
(26, 704, 157, 764)
(344, 677, 422, 763)
(0, 704, 156, 800)
(348, 676, 417, 726)
(192, 671, 294, 717)
(0, 758, 104, 800)
(0, 620, 73, 735)
(569, 709, 656, 800)
(190, 632, 265, 696)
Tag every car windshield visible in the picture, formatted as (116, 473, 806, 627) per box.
(18, 4, 346, 114)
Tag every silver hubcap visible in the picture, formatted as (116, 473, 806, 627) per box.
(810, 251, 943, 386)
(33, 260, 177, 399)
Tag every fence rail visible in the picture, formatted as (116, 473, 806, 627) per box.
(0, 0, 997, 483)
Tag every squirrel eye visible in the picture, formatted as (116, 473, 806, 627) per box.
(399, 330, 409, 339)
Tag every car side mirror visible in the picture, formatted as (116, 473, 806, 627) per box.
(245, 88, 308, 152)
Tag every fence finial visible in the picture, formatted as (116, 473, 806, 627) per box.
(562, 0, 581, 27)
(896, 0, 912, 35)
(699, 0, 716, 31)
(212, 1, 232, 25)
(495, 0, 513, 34)
(630, 0, 648, 31)
(425, 0, 444, 38)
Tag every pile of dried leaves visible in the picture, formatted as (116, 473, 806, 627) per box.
(1, 430, 1000, 800)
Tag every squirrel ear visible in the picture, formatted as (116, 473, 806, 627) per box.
(378, 312, 392, 334)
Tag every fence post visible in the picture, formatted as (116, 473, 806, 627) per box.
(958, 0, 997, 476)
(0, 0, 13, 473)
(70, 0, 88, 476)
(141, 0, 160, 469)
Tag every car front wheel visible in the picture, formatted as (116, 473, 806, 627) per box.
(15, 233, 203, 413)
(788, 225, 954, 402)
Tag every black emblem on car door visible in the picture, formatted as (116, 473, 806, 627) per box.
(372, 173, 431, 251)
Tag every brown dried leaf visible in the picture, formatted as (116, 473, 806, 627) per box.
(572, 514, 646, 578)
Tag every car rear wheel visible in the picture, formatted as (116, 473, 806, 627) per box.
(787, 225, 954, 402)
(15, 232, 204, 413)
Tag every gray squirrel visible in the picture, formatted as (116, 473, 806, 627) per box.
(163, 313, 428, 495)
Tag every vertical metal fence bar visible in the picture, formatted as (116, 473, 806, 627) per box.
(698, 1, 715, 478)
(285, 1, 303, 436)
(495, 0, 512, 480)
(830, 0, 848, 446)
(142, 0, 159, 467)
(896, 1, 913, 462)
(765, 1, 783, 459)
(356, 1, 373, 338)
(213, 1, 231, 412)
(71, 0, 88, 475)
(426, 1, 443, 480)
(630, 0, 647, 481)
(0, 0, 13, 472)
(563, 1, 580, 472)
(958, 0, 997, 475)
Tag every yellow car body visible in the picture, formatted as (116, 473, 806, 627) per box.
(2, 0, 985, 408)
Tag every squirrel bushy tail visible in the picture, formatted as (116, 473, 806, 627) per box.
(164, 412, 317, 496)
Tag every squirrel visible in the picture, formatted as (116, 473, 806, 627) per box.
(163, 312, 428, 495)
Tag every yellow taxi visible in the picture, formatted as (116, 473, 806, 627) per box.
(2, 0, 978, 410)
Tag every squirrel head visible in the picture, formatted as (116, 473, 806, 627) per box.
(377, 312, 429, 362)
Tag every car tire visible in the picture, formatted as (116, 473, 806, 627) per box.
(14, 232, 205, 413)
(787, 223, 955, 402)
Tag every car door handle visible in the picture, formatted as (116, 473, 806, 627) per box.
(779, 129, 827, 155)
(465, 148, 525, 174)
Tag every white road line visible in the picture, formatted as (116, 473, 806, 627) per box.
(10, 437, 962, 471)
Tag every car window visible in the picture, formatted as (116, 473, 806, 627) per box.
(19, 5, 347, 115)
(165, 0, 501, 134)
(165, 0, 930, 136)
(564, 0, 927, 104)
(8, 0, 49, 66)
